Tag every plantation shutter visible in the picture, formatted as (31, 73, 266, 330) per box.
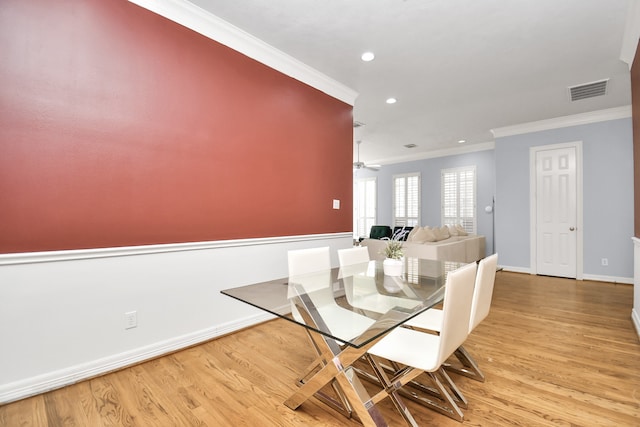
(393, 173, 420, 227)
(442, 166, 476, 233)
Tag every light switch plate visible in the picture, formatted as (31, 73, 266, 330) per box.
(332, 199, 340, 209)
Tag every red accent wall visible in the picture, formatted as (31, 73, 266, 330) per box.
(0, 0, 353, 253)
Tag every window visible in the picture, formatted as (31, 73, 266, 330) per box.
(442, 166, 476, 233)
(353, 177, 376, 239)
(393, 173, 420, 227)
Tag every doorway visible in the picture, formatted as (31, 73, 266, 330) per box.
(530, 142, 583, 279)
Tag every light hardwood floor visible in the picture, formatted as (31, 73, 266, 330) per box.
(1, 272, 639, 426)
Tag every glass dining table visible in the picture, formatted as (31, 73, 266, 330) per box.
(221, 257, 464, 427)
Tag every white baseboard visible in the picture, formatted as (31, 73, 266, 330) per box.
(0, 312, 274, 404)
(632, 308, 640, 341)
(498, 266, 633, 284)
(582, 274, 634, 284)
(498, 265, 531, 274)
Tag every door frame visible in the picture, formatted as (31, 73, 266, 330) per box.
(529, 141, 583, 279)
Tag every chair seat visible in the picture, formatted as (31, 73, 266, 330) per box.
(405, 307, 443, 331)
(352, 293, 421, 313)
(369, 326, 442, 372)
(346, 275, 422, 314)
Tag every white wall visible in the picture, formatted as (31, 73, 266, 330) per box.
(0, 233, 353, 403)
(495, 116, 634, 281)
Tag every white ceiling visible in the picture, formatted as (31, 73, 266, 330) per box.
(189, 0, 632, 165)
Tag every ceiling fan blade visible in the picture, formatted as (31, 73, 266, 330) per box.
(354, 140, 379, 171)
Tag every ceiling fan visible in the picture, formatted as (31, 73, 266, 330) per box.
(353, 140, 381, 171)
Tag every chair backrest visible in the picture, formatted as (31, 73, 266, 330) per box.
(287, 247, 331, 277)
(468, 253, 498, 332)
(337, 246, 370, 266)
(337, 247, 373, 307)
(287, 247, 374, 339)
(287, 247, 332, 322)
(437, 262, 477, 365)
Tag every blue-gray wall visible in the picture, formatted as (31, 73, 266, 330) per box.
(495, 117, 633, 279)
(357, 116, 633, 280)
(355, 149, 496, 254)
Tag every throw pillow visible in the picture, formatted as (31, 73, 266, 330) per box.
(448, 225, 459, 236)
(455, 224, 468, 236)
(407, 226, 420, 242)
(433, 226, 450, 241)
(412, 226, 437, 243)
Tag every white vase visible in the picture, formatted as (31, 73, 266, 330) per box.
(383, 258, 403, 276)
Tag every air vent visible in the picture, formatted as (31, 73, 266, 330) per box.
(353, 121, 365, 128)
(404, 144, 417, 148)
(568, 79, 608, 101)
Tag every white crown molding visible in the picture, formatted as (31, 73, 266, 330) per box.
(491, 106, 632, 139)
(0, 232, 353, 265)
(127, 0, 358, 105)
(620, 0, 640, 69)
(372, 141, 495, 166)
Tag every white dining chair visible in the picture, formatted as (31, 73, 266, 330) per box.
(365, 261, 478, 423)
(404, 253, 499, 382)
(287, 247, 374, 342)
(287, 246, 331, 324)
(287, 246, 374, 416)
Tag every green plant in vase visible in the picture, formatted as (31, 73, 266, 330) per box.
(383, 240, 404, 260)
(381, 238, 404, 276)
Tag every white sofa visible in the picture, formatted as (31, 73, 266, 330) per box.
(361, 226, 486, 263)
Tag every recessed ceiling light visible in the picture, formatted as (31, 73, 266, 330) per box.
(386, 98, 397, 104)
(361, 52, 375, 62)
(458, 139, 466, 144)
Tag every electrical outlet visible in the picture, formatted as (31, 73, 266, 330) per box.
(601, 258, 608, 266)
(125, 311, 137, 329)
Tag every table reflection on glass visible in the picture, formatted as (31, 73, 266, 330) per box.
(221, 258, 464, 427)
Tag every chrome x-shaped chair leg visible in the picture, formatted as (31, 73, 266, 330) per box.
(443, 345, 485, 382)
(363, 354, 466, 423)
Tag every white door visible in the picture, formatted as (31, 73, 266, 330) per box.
(535, 146, 577, 278)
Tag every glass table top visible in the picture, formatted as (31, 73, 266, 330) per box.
(221, 258, 464, 348)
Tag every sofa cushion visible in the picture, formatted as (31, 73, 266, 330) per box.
(361, 234, 486, 263)
(407, 226, 420, 241)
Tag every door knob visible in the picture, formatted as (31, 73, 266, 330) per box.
(569, 227, 575, 231)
